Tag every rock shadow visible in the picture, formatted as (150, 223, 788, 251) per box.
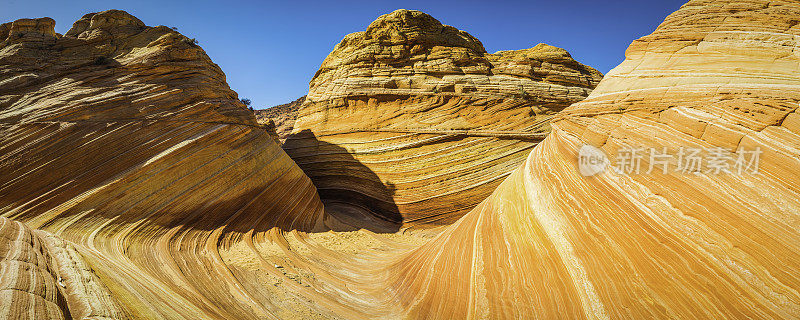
(283, 129, 402, 233)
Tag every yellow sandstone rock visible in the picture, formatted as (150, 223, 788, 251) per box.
(286, 9, 602, 229)
(379, 0, 800, 318)
(0, 217, 126, 319)
(2, 1, 799, 318)
(0, 10, 328, 319)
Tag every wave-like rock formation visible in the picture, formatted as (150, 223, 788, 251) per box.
(285, 9, 602, 228)
(0, 217, 126, 319)
(253, 95, 305, 143)
(3, 1, 800, 319)
(0, 10, 329, 318)
(373, 0, 800, 318)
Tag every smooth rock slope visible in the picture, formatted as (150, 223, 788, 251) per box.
(285, 9, 602, 229)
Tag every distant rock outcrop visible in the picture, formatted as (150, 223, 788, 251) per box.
(0, 10, 327, 319)
(253, 95, 305, 143)
(285, 9, 602, 228)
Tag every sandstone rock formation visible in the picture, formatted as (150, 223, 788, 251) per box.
(253, 95, 305, 143)
(0, 217, 126, 319)
(0, 10, 328, 318)
(372, 0, 800, 318)
(285, 9, 602, 228)
(3, 1, 800, 319)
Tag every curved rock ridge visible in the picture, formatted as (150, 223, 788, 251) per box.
(372, 0, 800, 318)
(4, 2, 798, 319)
(287, 9, 602, 228)
(0, 10, 331, 318)
(0, 217, 69, 320)
(0, 217, 126, 320)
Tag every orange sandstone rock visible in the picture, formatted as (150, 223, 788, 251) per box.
(0, 10, 328, 319)
(286, 9, 602, 229)
(2, 2, 797, 319)
(379, 0, 800, 318)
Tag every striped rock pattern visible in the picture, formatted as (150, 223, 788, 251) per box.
(0, 217, 125, 320)
(286, 10, 602, 228)
(369, 0, 800, 318)
(0, 217, 68, 319)
(3, 1, 799, 319)
(0, 10, 329, 318)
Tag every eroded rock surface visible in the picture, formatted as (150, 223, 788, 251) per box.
(253, 95, 305, 143)
(0, 217, 125, 320)
(286, 9, 602, 228)
(0, 217, 69, 320)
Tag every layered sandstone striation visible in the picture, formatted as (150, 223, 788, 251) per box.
(4, 1, 799, 319)
(0, 217, 125, 320)
(0, 10, 329, 318)
(286, 9, 602, 228)
(303, 10, 600, 101)
(0, 216, 71, 320)
(253, 95, 305, 143)
(372, 0, 800, 318)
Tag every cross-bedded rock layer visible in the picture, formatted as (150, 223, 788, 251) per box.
(0, 217, 126, 319)
(286, 9, 602, 228)
(0, 10, 328, 319)
(3, 2, 799, 319)
(377, 0, 800, 318)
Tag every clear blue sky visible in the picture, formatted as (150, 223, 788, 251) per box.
(2, 0, 686, 108)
